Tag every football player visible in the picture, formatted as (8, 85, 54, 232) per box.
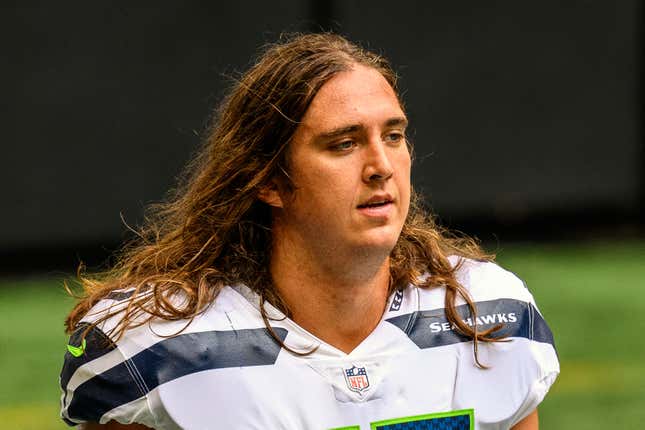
(61, 33, 558, 430)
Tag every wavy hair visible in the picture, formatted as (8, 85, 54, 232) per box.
(66, 33, 500, 365)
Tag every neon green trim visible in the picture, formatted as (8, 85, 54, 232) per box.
(66, 338, 86, 357)
(370, 408, 474, 430)
(329, 426, 360, 430)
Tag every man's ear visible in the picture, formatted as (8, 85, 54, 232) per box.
(257, 180, 284, 208)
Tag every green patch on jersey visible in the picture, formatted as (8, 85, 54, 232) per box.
(66, 338, 86, 357)
(370, 409, 474, 430)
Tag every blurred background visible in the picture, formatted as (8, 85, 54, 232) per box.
(1, 1, 643, 429)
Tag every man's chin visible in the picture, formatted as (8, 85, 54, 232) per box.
(351, 233, 401, 256)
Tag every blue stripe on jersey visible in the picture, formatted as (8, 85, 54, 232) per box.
(386, 299, 555, 349)
(105, 290, 135, 301)
(105, 285, 152, 301)
(64, 327, 287, 423)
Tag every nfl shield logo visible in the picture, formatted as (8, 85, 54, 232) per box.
(344, 365, 370, 393)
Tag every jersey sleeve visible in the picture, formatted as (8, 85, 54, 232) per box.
(451, 261, 560, 428)
(59, 322, 155, 427)
(504, 297, 560, 427)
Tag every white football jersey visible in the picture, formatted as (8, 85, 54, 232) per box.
(60, 258, 559, 429)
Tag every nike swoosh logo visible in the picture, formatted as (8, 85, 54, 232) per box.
(67, 338, 86, 357)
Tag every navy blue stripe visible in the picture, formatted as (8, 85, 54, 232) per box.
(386, 298, 555, 349)
(65, 327, 287, 423)
(105, 290, 135, 301)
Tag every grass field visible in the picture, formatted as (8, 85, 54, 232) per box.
(1, 240, 644, 429)
(496, 240, 645, 429)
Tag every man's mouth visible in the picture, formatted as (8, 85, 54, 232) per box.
(357, 200, 391, 208)
(357, 195, 394, 209)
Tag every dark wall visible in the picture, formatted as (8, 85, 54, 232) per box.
(2, 2, 310, 250)
(2, 1, 642, 269)
(339, 1, 641, 220)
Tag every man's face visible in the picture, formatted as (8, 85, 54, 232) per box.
(268, 64, 411, 258)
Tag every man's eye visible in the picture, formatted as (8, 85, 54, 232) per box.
(384, 132, 404, 144)
(332, 141, 355, 151)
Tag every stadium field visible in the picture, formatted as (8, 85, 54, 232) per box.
(1, 240, 643, 429)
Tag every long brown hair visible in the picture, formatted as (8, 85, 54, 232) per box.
(66, 33, 500, 363)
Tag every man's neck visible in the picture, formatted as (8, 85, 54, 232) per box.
(269, 239, 391, 354)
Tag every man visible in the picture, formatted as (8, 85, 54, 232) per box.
(61, 33, 558, 429)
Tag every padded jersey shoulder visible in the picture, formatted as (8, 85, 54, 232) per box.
(418, 256, 536, 309)
(395, 257, 556, 351)
(60, 286, 279, 427)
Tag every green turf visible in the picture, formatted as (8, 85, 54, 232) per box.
(496, 240, 645, 429)
(0, 240, 643, 429)
(0, 277, 73, 429)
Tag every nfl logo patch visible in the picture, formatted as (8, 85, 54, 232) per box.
(344, 365, 370, 393)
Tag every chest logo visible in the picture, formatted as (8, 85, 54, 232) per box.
(344, 365, 370, 393)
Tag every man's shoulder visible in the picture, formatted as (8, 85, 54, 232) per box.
(75, 285, 263, 350)
(398, 257, 557, 361)
(452, 256, 532, 301)
(60, 285, 275, 426)
(415, 257, 534, 309)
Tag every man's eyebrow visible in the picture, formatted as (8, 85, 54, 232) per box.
(317, 117, 408, 140)
(385, 117, 408, 128)
(318, 125, 361, 139)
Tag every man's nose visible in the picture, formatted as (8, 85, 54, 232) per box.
(362, 139, 394, 183)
